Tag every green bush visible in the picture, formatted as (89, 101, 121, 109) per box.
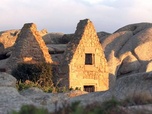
(12, 63, 41, 82)
(12, 62, 54, 92)
(10, 105, 50, 114)
(16, 80, 37, 91)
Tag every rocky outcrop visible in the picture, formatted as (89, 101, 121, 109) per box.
(70, 71, 152, 107)
(0, 72, 16, 87)
(1, 21, 152, 114)
(0, 30, 20, 50)
(47, 44, 67, 54)
(0, 73, 34, 114)
(43, 32, 64, 44)
(6, 23, 53, 72)
(1, 69, 152, 114)
(0, 43, 4, 53)
(47, 44, 67, 63)
(39, 29, 48, 36)
(99, 23, 152, 83)
(1, 22, 152, 85)
(0, 73, 87, 114)
(0, 87, 34, 114)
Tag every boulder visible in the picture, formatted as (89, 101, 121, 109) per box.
(114, 22, 152, 34)
(20, 87, 55, 106)
(43, 32, 64, 44)
(47, 44, 67, 54)
(0, 30, 20, 49)
(99, 22, 152, 82)
(39, 29, 48, 36)
(19, 88, 87, 113)
(0, 73, 16, 87)
(135, 41, 152, 61)
(70, 71, 152, 108)
(97, 31, 111, 42)
(60, 34, 74, 44)
(0, 59, 8, 70)
(146, 61, 152, 72)
(0, 87, 34, 114)
(67, 90, 88, 98)
(117, 52, 141, 77)
(125, 104, 152, 114)
(0, 43, 4, 54)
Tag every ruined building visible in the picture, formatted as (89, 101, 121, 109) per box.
(60, 19, 109, 92)
(6, 23, 53, 72)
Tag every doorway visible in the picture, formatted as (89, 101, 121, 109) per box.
(84, 85, 95, 92)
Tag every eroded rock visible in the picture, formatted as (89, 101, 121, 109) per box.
(0, 72, 16, 87)
(0, 87, 34, 114)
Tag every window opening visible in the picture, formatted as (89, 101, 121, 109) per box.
(85, 53, 94, 65)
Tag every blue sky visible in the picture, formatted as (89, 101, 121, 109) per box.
(1, 0, 152, 33)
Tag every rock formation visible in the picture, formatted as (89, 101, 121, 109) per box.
(0, 30, 20, 50)
(1, 21, 152, 114)
(0, 73, 34, 114)
(70, 71, 152, 113)
(0, 72, 87, 114)
(43, 32, 64, 44)
(6, 23, 53, 72)
(99, 23, 152, 85)
(1, 71, 152, 114)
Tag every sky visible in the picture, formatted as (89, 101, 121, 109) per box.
(1, 0, 152, 33)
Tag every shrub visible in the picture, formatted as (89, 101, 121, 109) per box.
(12, 62, 54, 92)
(122, 93, 152, 106)
(51, 98, 125, 114)
(10, 105, 50, 114)
(16, 80, 37, 91)
(10, 99, 127, 114)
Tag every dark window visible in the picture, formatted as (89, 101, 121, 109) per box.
(84, 85, 95, 92)
(85, 53, 94, 65)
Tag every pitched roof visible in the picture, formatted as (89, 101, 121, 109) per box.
(62, 19, 101, 65)
(6, 23, 53, 71)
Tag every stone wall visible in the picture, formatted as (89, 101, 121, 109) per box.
(6, 23, 53, 72)
(60, 19, 109, 91)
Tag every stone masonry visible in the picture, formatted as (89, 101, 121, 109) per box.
(6, 23, 53, 72)
(60, 19, 109, 92)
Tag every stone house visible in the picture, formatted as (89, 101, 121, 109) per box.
(60, 19, 109, 92)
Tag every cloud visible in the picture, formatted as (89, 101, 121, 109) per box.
(0, 0, 152, 33)
(76, 0, 104, 5)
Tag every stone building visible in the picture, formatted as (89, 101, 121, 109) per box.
(60, 19, 109, 92)
(6, 23, 53, 72)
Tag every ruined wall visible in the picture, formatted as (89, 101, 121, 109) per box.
(6, 23, 53, 72)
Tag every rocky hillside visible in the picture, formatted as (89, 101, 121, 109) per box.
(1, 23, 152, 82)
(99, 23, 152, 86)
(1, 70, 152, 114)
(1, 22, 152, 113)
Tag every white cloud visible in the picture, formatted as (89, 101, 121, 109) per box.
(81, 0, 103, 4)
(0, 0, 152, 33)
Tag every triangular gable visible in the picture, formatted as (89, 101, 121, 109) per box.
(62, 19, 103, 65)
(6, 23, 53, 72)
